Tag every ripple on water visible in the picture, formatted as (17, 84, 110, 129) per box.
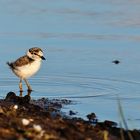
(0, 74, 140, 100)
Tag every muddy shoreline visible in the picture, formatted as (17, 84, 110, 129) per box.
(0, 92, 139, 140)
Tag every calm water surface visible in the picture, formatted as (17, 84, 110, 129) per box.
(0, 0, 140, 129)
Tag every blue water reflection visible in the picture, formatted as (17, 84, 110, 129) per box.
(0, 0, 140, 129)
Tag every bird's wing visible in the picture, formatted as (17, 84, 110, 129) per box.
(13, 55, 34, 67)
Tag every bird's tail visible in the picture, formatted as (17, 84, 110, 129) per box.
(7, 62, 11, 66)
(7, 62, 14, 69)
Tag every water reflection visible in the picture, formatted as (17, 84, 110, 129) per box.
(1, 75, 140, 100)
(19, 90, 32, 97)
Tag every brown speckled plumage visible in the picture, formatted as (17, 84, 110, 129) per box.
(7, 55, 34, 69)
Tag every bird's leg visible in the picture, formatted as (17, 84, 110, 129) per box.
(19, 91, 23, 97)
(27, 90, 32, 96)
(24, 79, 32, 91)
(19, 79, 23, 92)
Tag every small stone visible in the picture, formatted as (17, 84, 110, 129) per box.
(5, 92, 16, 101)
(29, 118, 34, 122)
(33, 124, 42, 132)
(22, 118, 30, 126)
(69, 110, 77, 116)
(13, 105, 18, 110)
(104, 120, 118, 127)
(87, 113, 96, 120)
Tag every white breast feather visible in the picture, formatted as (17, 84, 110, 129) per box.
(13, 60, 41, 79)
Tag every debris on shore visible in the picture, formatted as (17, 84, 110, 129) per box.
(0, 92, 139, 140)
(112, 60, 120, 64)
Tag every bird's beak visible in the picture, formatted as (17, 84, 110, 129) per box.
(41, 56, 46, 60)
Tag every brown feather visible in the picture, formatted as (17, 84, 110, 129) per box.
(12, 55, 34, 67)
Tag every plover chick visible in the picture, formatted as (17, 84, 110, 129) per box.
(7, 47, 46, 92)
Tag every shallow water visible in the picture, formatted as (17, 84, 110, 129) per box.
(0, 0, 140, 129)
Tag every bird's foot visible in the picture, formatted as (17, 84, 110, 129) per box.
(27, 89, 32, 96)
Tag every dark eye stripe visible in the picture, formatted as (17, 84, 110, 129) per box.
(34, 53, 42, 58)
(30, 51, 42, 58)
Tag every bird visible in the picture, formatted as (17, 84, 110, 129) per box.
(7, 47, 46, 92)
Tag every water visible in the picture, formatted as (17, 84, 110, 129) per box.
(0, 0, 140, 129)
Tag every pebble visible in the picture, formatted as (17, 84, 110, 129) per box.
(13, 105, 18, 110)
(22, 118, 30, 126)
(33, 124, 42, 132)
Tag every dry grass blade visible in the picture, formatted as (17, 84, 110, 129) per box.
(119, 122, 125, 140)
(117, 97, 134, 140)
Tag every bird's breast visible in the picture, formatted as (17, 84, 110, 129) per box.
(14, 60, 41, 79)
